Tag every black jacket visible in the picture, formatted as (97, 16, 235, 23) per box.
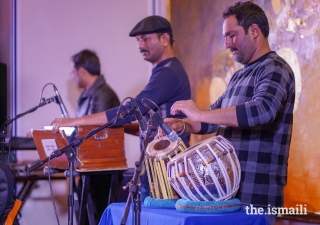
(75, 75, 120, 117)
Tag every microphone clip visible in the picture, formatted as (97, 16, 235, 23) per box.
(146, 114, 160, 132)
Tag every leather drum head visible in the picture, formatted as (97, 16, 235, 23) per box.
(146, 136, 178, 158)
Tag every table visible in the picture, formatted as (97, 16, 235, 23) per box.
(99, 202, 268, 225)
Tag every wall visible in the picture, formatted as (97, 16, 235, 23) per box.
(12, 1, 160, 224)
(15, 0, 154, 167)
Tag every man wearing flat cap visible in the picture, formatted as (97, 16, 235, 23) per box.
(129, 15, 176, 65)
(51, 15, 191, 201)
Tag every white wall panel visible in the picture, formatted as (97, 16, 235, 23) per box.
(15, 0, 151, 163)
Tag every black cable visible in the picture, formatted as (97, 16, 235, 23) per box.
(141, 98, 161, 114)
(113, 97, 133, 125)
(78, 97, 133, 146)
(6, 125, 12, 164)
(38, 83, 56, 106)
(41, 83, 61, 225)
(25, 82, 61, 224)
(2, 83, 57, 163)
(48, 152, 61, 225)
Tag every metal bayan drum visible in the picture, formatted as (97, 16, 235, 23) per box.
(145, 136, 187, 199)
(167, 135, 241, 201)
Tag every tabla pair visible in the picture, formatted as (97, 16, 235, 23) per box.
(144, 135, 241, 202)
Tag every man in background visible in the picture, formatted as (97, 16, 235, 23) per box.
(71, 49, 120, 117)
(51, 16, 191, 202)
(71, 49, 120, 224)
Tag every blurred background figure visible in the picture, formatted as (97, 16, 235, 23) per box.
(71, 49, 120, 117)
(71, 49, 120, 224)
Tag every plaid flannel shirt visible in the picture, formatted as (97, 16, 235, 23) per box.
(199, 51, 295, 207)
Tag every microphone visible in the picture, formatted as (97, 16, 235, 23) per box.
(142, 102, 178, 142)
(131, 99, 147, 138)
(54, 86, 70, 118)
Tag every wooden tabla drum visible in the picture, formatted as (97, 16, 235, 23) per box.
(167, 135, 241, 201)
(145, 136, 187, 199)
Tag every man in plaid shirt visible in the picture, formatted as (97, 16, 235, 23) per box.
(166, 1, 295, 224)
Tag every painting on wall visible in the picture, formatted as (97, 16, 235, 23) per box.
(170, 0, 320, 212)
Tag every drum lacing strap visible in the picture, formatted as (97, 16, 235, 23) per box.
(155, 159, 168, 198)
(145, 158, 155, 198)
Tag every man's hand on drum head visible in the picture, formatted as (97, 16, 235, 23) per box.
(50, 118, 77, 133)
(155, 118, 184, 139)
(171, 99, 202, 121)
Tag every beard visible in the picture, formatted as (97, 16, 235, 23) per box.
(231, 49, 244, 64)
(231, 37, 254, 65)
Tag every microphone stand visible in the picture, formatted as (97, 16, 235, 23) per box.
(27, 108, 134, 225)
(1, 97, 56, 161)
(120, 117, 158, 225)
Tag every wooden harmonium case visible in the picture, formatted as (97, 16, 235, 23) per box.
(32, 126, 127, 172)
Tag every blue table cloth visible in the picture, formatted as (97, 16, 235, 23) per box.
(99, 202, 268, 225)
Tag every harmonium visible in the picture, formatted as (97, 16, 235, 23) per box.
(31, 126, 128, 172)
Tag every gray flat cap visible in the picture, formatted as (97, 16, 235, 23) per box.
(129, 15, 172, 37)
